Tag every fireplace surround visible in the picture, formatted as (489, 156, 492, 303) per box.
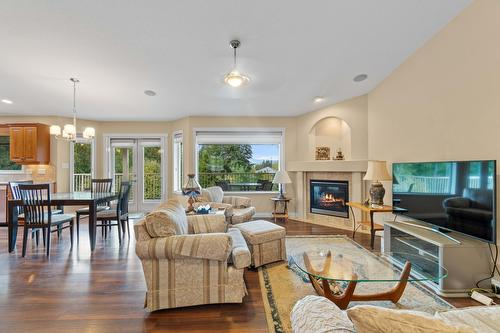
(310, 179, 349, 218)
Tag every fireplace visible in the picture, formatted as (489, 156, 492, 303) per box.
(310, 180, 349, 218)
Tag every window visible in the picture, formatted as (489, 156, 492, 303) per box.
(173, 131, 184, 192)
(393, 162, 456, 194)
(0, 136, 22, 171)
(195, 129, 283, 192)
(70, 139, 95, 192)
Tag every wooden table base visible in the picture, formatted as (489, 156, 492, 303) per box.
(304, 252, 412, 310)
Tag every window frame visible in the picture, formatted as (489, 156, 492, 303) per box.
(172, 130, 184, 193)
(193, 127, 285, 194)
(69, 137, 96, 192)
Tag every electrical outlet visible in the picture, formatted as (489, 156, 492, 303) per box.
(492, 278, 500, 295)
(38, 168, 46, 175)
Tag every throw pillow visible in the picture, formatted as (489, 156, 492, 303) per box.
(144, 199, 188, 237)
(346, 305, 475, 333)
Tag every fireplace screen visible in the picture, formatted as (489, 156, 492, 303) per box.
(310, 180, 349, 218)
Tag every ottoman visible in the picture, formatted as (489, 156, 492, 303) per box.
(234, 220, 286, 267)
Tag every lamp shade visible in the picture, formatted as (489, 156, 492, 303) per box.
(363, 161, 391, 182)
(272, 170, 292, 184)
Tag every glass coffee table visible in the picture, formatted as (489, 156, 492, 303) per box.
(290, 250, 447, 309)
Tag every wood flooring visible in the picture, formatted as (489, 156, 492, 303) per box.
(0, 218, 479, 333)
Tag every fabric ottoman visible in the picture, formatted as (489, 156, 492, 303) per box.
(234, 220, 286, 267)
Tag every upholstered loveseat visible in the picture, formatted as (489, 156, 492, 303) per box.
(197, 186, 256, 224)
(135, 199, 251, 311)
(291, 295, 500, 333)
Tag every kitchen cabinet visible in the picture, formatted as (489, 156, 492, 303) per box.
(9, 124, 50, 164)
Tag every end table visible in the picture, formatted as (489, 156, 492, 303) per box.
(270, 197, 291, 223)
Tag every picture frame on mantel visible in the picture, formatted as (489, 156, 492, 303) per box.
(315, 146, 330, 160)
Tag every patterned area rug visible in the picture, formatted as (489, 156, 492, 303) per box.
(258, 235, 453, 333)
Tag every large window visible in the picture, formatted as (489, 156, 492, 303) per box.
(0, 136, 22, 171)
(195, 130, 283, 192)
(173, 131, 184, 192)
(70, 139, 95, 192)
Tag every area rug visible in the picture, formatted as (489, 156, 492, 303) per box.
(259, 235, 453, 333)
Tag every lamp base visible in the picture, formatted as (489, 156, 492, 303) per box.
(369, 182, 386, 206)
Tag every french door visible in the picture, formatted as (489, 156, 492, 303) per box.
(107, 137, 165, 212)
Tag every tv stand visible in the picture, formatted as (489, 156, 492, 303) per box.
(394, 220, 461, 244)
(383, 220, 491, 297)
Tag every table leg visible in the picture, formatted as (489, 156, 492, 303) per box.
(274, 201, 277, 223)
(88, 201, 97, 251)
(8, 201, 18, 253)
(370, 211, 375, 249)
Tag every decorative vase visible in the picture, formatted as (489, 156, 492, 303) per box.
(369, 182, 385, 205)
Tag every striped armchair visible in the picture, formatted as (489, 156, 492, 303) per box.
(198, 186, 256, 224)
(135, 199, 251, 311)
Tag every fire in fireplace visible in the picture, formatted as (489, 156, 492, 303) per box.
(310, 180, 349, 218)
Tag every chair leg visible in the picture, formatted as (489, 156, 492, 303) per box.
(117, 219, 122, 244)
(76, 213, 80, 240)
(35, 230, 40, 246)
(70, 220, 74, 249)
(57, 225, 61, 239)
(126, 217, 130, 238)
(46, 227, 51, 257)
(42, 229, 46, 247)
(104, 221, 108, 239)
(22, 226, 29, 257)
(101, 221, 105, 238)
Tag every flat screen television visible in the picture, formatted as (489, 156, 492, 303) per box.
(392, 160, 496, 243)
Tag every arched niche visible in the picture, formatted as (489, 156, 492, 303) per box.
(308, 117, 352, 160)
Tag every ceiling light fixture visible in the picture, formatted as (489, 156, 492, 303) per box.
(1, 99, 13, 104)
(224, 40, 250, 88)
(353, 74, 368, 82)
(50, 78, 95, 141)
(313, 96, 325, 103)
(144, 90, 156, 96)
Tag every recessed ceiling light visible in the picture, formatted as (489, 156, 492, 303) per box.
(353, 74, 368, 82)
(313, 96, 325, 103)
(144, 90, 156, 96)
(1, 99, 13, 104)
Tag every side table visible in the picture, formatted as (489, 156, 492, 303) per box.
(270, 197, 291, 223)
(346, 202, 393, 249)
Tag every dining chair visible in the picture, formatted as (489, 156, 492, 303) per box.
(18, 184, 75, 257)
(75, 178, 113, 239)
(95, 181, 132, 244)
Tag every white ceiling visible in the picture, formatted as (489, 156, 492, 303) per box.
(0, 0, 471, 121)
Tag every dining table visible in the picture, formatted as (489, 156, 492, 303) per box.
(7, 191, 118, 252)
(228, 182, 261, 191)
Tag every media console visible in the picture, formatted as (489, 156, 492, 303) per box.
(383, 220, 492, 297)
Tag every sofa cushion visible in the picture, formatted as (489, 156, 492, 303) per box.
(435, 305, 500, 333)
(201, 186, 224, 203)
(144, 199, 188, 238)
(346, 305, 474, 333)
(234, 220, 285, 244)
(227, 227, 251, 269)
(187, 214, 227, 234)
(231, 207, 256, 224)
(223, 195, 252, 208)
(291, 295, 355, 333)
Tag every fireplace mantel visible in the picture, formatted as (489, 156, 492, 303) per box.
(287, 160, 368, 173)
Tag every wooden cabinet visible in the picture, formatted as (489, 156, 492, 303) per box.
(9, 124, 50, 164)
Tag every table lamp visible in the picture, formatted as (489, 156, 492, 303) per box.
(272, 170, 292, 199)
(182, 174, 201, 213)
(363, 161, 392, 205)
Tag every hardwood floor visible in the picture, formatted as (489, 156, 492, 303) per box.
(0, 218, 478, 332)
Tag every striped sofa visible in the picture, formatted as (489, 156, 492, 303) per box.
(135, 199, 251, 311)
(197, 186, 256, 224)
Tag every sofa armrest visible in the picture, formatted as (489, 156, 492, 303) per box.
(187, 213, 227, 234)
(443, 197, 471, 209)
(227, 227, 251, 269)
(136, 233, 232, 261)
(223, 196, 252, 208)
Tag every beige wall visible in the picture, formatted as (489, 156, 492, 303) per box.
(367, 0, 500, 235)
(1, 94, 368, 214)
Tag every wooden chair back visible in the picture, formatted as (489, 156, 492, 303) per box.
(91, 178, 113, 194)
(117, 181, 132, 218)
(18, 184, 52, 227)
(8, 181, 34, 215)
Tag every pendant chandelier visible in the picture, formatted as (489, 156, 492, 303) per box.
(50, 78, 95, 141)
(224, 40, 250, 88)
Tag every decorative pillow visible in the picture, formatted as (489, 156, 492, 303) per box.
(144, 199, 188, 237)
(206, 186, 224, 203)
(346, 305, 475, 333)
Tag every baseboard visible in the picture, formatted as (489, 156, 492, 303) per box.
(254, 212, 298, 219)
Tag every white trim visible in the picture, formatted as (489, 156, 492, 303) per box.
(192, 127, 285, 193)
(172, 130, 183, 193)
(69, 138, 96, 192)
